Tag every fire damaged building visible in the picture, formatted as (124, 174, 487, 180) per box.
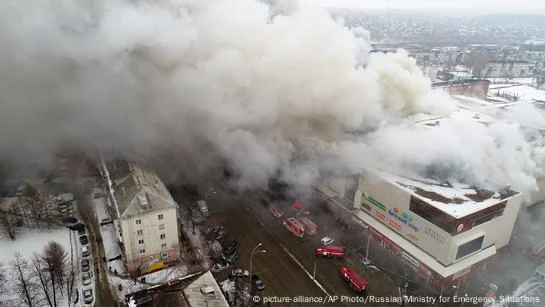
(317, 169, 522, 292)
(103, 161, 181, 274)
(315, 104, 527, 292)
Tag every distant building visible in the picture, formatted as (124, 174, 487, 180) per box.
(482, 61, 533, 78)
(105, 161, 180, 274)
(432, 79, 490, 99)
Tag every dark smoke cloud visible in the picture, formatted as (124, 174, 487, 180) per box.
(0, 0, 541, 195)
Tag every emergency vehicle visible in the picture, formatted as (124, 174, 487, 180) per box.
(283, 217, 305, 237)
(292, 200, 310, 215)
(297, 216, 318, 235)
(268, 203, 284, 218)
(316, 246, 344, 258)
(340, 267, 368, 292)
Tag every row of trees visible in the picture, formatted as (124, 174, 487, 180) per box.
(2, 241, 74, 307)
(0, 184, 60, 240)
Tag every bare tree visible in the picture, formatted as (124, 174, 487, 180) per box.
(0, 207, 18, 240)
(42, 241, 68, 294)
(23, 184, 42, 228)
(12, 253, 37, 307)
(32, 253, 54, 307)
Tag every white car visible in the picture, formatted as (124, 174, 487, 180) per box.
(321, 237, 334, 245)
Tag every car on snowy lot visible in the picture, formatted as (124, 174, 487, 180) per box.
(223, 250, 239, 263)
(83, 288, 94, 304)
(231, 269, 250, 278)
(321, 236, 334, 246)
(81, 259, 90, 272)
(79, 235, 89, 245)
(82, 272, 92, 286)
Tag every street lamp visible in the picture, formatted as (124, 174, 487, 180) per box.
(363, 232, 372, 265)
(249, 243, 267, 290)
(205, 187, 216, 203)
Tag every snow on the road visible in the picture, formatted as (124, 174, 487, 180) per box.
(91, 192, 125, 275)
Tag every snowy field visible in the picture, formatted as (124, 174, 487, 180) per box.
(489, 85, 545, 101)
(0, 227, 73, 306)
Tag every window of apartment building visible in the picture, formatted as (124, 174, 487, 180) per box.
(136, 219, 142, 225)
(158, 214, 164, 220)
(160, 234, 166, 240)
(161, 243, 167, 249)
(456, 235, 485, 260)
(137, 229, 143, 236)
(161, 252, 168, 259)
(139, 249, 146, 255)
(138, 239, 144, 245)
(159, 224, 165, 230)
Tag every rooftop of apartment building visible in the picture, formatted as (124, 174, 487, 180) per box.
(108, 161, 177, 219)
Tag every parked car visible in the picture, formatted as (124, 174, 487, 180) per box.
(211, 259, 229, 273)
(316, 245, 344, 258)
(251, 274, 266, 291)
(76, 223, 86, 236)
(83, 289, 94, 304)
(81, 246, 90, 258)
(81, 259, 90, 272)
(231, 268, 250, 277)
(82, 272, 92, 286)
(79, 235, 89, 245)
(321, 236, 334, 246)
(100, 218, 112, 226)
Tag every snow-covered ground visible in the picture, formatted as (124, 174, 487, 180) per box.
(91, 189, 125, 275)
(489, 85, 545, 101)
(0, 227, 75, 306)
(487, 77, 537, 86)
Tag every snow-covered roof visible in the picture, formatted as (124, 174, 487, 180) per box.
(183, 271, 229, 307)
(108, 162, 177, 219)
(372, 169, 518, 218)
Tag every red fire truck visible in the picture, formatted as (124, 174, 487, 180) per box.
(268, 203, 284, 218)
(283, 217, 305, 237)
(316, 246, 345, 258)
(297, 216, 318, 235)
(340, 267, 368, 293)
(292, 200, 310, 215)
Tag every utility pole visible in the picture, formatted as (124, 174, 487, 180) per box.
(313, 258, 317, 278)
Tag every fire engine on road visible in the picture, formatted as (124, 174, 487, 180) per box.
(340, 267, 368, 293)
(316, 246, 344, 258)
(283, 217, 305, 237)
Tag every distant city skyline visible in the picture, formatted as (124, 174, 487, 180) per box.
(309, 0, 545, 13)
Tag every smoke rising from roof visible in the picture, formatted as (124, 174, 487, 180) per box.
(0, 0, 542, 195)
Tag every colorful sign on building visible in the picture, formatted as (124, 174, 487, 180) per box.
(364, 194, 387, 212)
(388, 208, 420, 232)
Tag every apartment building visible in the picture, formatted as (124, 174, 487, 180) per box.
(106, 161, 180, 273)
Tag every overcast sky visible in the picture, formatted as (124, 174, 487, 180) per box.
(310, 0, 545, 12)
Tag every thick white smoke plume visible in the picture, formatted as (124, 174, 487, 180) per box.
(0, 0, 542, 195)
